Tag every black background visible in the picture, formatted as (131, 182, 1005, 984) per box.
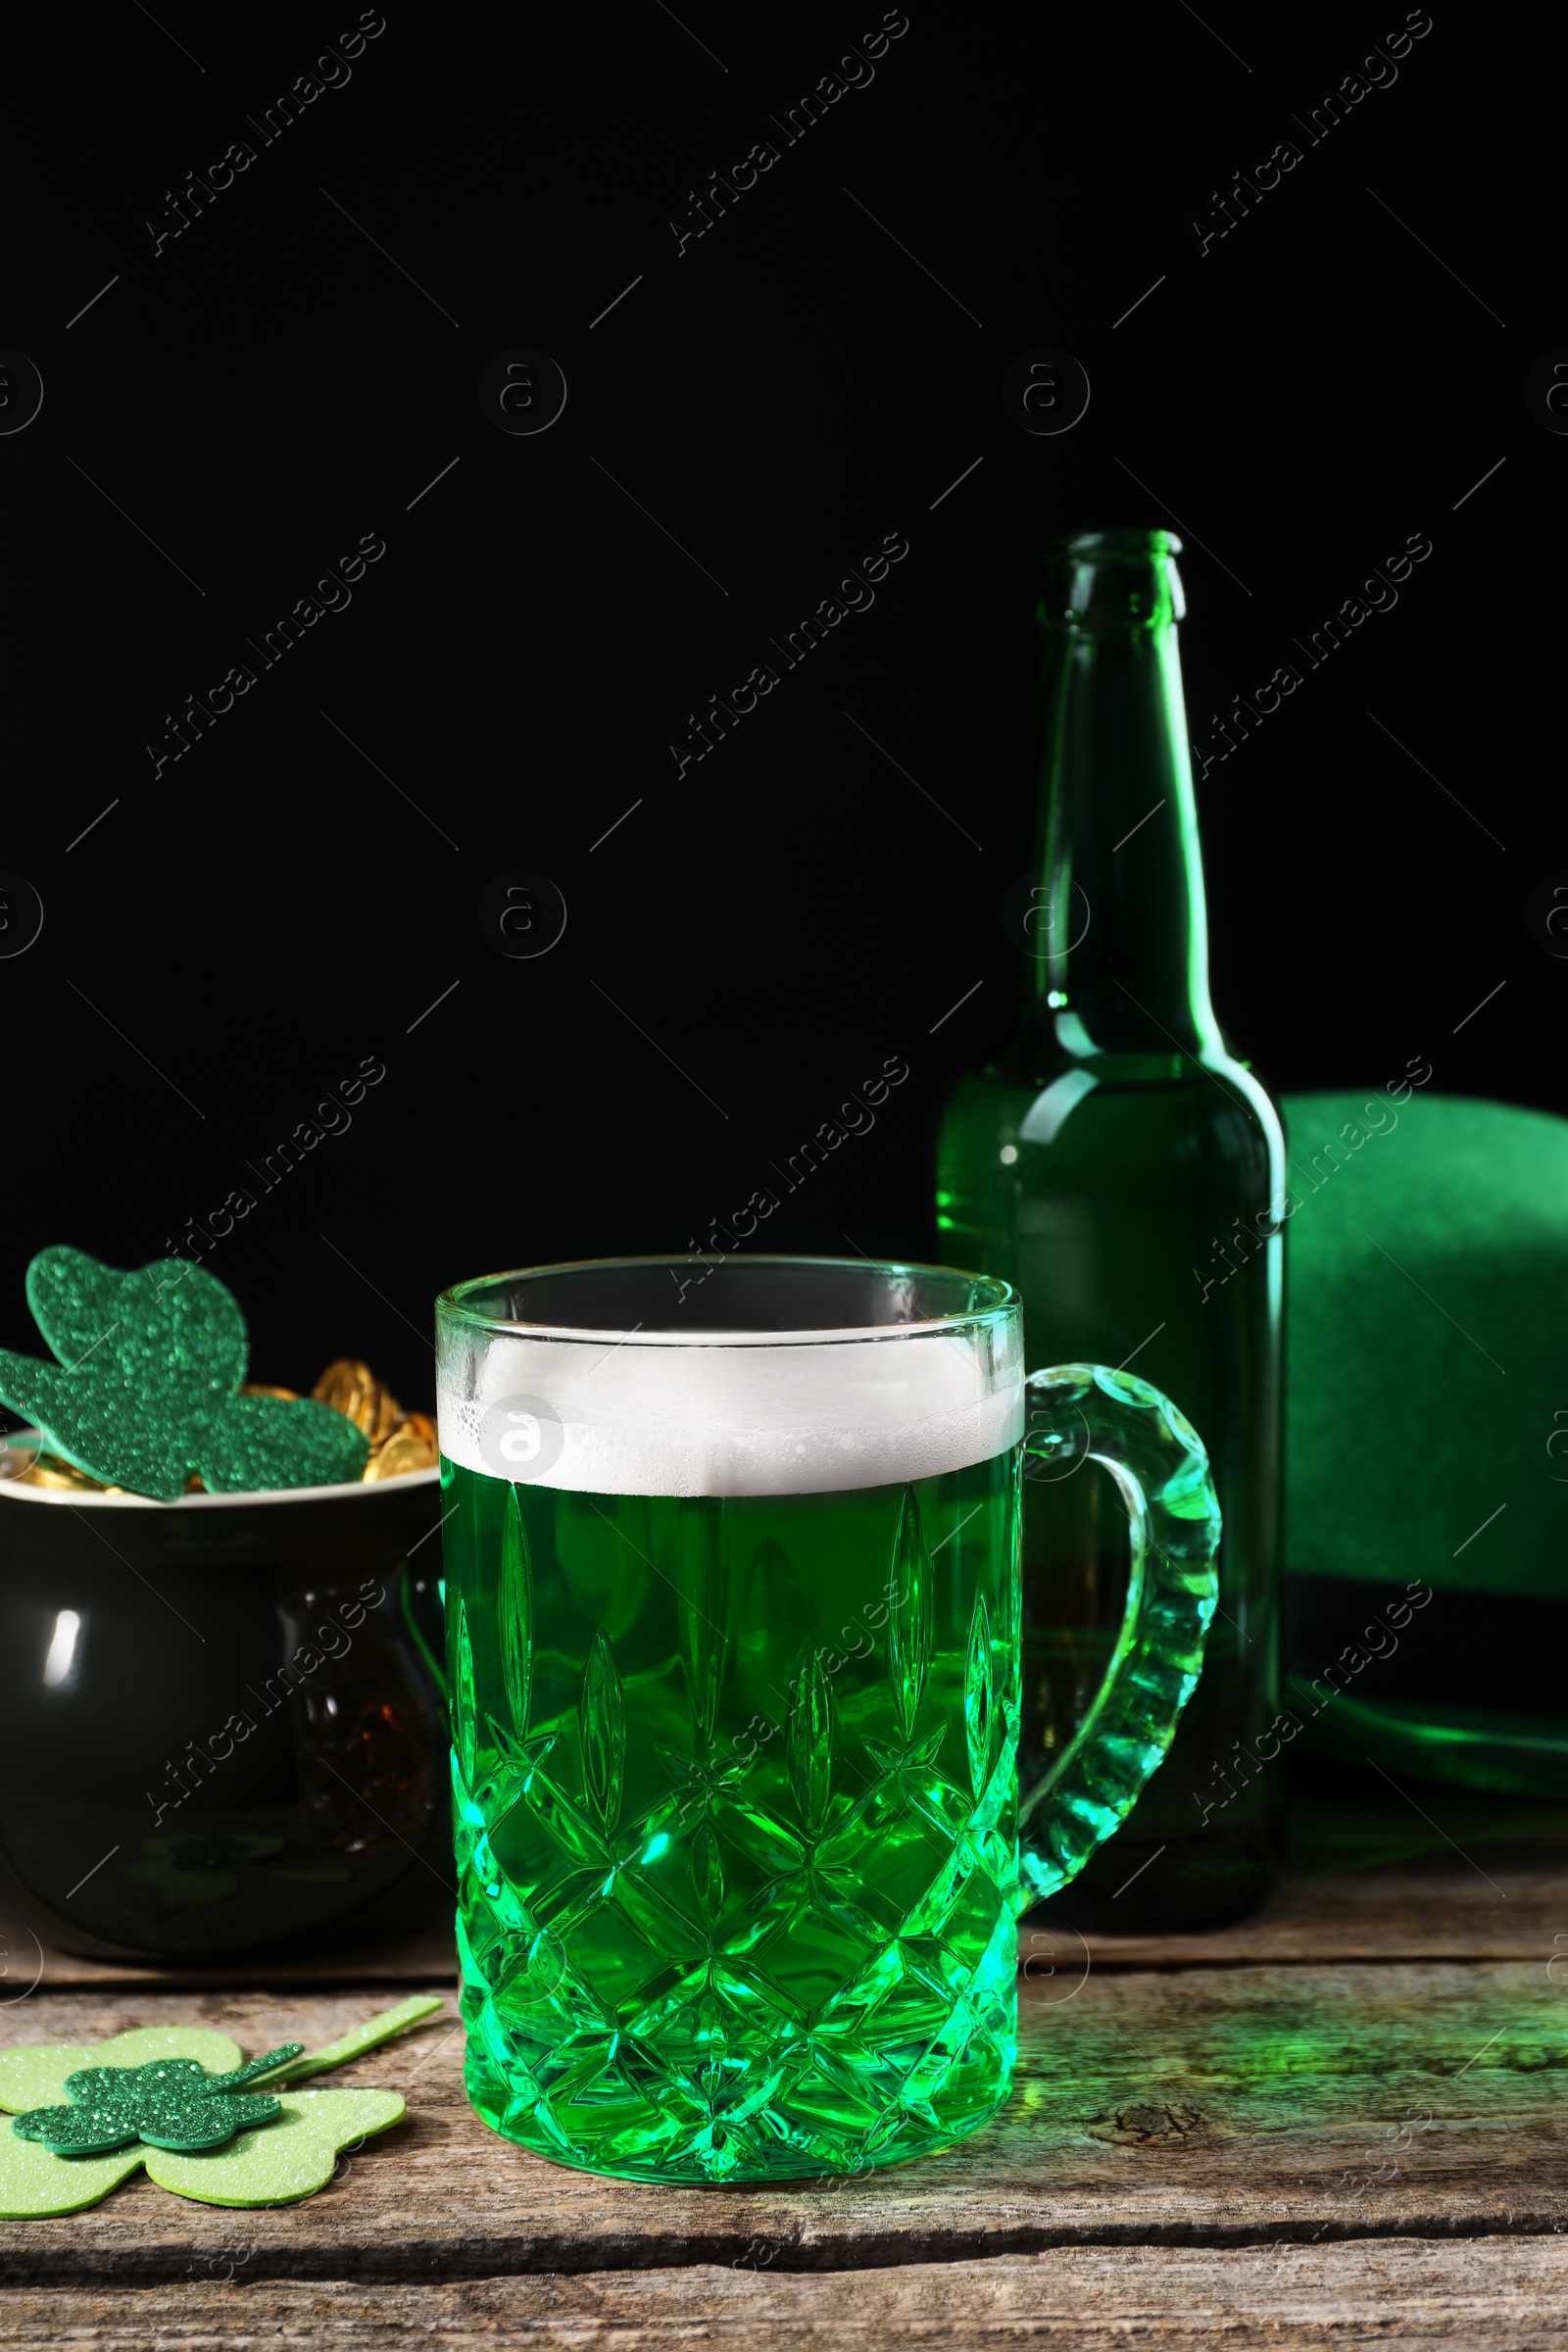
(1, 4, 1557, 1410)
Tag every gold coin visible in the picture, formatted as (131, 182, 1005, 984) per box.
(239, 1382, 300, 1401)
(362, 1426, 438, 1481)
(314, 1358, 403, 1443)
(313, 1357, 372, 1417)
(368, 1382, 403, 1445)
(20, 1454, 107, 1492)
(0, 1438, 41, 1483)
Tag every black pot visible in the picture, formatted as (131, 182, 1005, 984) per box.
(0, 1439, 450, 1961)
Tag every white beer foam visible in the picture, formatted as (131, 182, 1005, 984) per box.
(437, 1324, 1023, 1497)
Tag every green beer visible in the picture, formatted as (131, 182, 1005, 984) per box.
(443, 1450, 1019, 2180)
(436, 1258, 1219, 2183)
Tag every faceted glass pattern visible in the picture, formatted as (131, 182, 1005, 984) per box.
(442, 1454, 1020, 2183)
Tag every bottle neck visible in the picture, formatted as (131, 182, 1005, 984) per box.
(1022, 602, 1222, 1063)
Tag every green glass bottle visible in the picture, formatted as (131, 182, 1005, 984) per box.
(936, 528, 1284, 1930)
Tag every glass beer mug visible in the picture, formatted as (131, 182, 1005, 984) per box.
(435, 1256, 1219, 2183)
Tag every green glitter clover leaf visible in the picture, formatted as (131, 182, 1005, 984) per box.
(0, 1998, 441, 2218)
(11, 2044, 302, 2156)
(0, 1247, 369, 1498)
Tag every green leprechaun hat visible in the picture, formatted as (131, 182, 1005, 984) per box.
(1283, 1088, 1568, 1797)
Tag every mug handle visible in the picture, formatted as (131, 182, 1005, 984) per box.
(1014, 1363, 1221, 1914)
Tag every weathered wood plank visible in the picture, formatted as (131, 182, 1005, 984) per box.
(1047, 1789, 1568, 1965)
(1, 1964, 1565, 2279)
(14, 1919, 459, 1995)
(5, 2239, 1568, 2347)
(15, 1788, 1568, 1991)
(1058, 1841, 1568, 1968)
(18, 1870, 1565, 1997)
(20, 1813, 1568, 1989)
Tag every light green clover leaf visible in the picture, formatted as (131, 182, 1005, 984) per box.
(0, 2129, 144, 2217)
(0, 1247, 368, 1497)
(0, 2030, 245, 2218)
(140, 2087, 405, 2208)
(0, 2001, 437, 2217)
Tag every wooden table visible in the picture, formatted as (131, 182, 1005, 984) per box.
(4, 1788, 1567, 2346)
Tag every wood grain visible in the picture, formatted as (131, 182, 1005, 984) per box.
(1061, 1845, 1568, 1968)
(12, 1882, 1554, 2003)
(4, 2240, 1567, 2347)
(20, 1832, 1568, 1991)
(13, 1918, 459, 1994)
(12, 1796, 1568, 1984)
(1, 1962, 1564, 2281)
